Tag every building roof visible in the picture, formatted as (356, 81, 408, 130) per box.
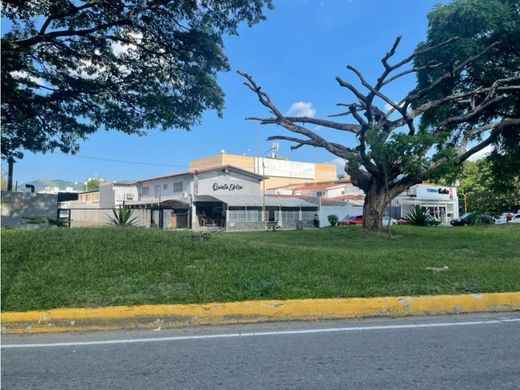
(269, 179, 352, 191)
(137, 165, 264, 183)
(196, 194, 316, 208)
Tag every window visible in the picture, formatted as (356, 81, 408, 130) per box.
(163, 183, 168, 190)
(142, 186, 149, 196)
(173, 182, 183, 193)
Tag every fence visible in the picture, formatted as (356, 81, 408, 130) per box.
(226, 210, 262, 231)
(226, 209, 316, 231)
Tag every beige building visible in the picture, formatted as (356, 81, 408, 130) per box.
(78, 190, 100, 203)
(189, 153, 337, 190)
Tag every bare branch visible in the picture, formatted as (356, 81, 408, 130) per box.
(381, 61, 441, 87)
(391, 37, 459, 71)
(381, 36, 402, 68)
(335, 77, 367, 104)
(346, 64, 401, 114)
(439, 94, 508, 130)
(408, 41, 500, 102)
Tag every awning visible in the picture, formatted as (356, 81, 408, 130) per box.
(126, 198, 189, 207)
(195, 194, 316, 208)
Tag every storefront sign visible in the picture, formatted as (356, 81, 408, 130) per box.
(212, 183, 243, 192)
(417, 186, 454, 200)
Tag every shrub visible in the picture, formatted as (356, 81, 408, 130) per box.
(472, 214, 495, 225)
(327, 214, 339, 227)
(22, 215, 49, 225)
(107, 202, 137, 226)
(405, 205, 433, 226)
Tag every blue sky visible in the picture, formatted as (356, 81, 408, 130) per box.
(6, 0, 449, 184)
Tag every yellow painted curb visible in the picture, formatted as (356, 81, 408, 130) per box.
(2, 292, 519, 334)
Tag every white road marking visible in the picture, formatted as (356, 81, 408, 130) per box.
(2, 318, 519, 349)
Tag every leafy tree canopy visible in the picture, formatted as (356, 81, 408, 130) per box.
(439, 158, 520, 213)
(84, 177, 102, 191)
(415, 0, 520, 182)
(1, 0, 273, 160)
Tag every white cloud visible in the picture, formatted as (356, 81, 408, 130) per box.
(286, 101, 316, 118)
(384, 101, 405, 113)
(330, 157, 346, 174)
(467, 144, 493, 162)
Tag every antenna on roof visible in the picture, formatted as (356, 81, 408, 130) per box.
(271, 141, 279, 159)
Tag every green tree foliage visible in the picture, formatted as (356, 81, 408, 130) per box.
(415, 0, 520, 183)
(84, 177, 102, 191)
(1, 0, 273, 160)
(444, 159, 520, 213)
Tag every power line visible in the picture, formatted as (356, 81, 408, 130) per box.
(61, 153, 189, 168)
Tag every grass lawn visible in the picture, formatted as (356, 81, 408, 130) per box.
(1, 225, 519, 312)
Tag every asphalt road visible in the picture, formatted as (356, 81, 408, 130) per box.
(2, 313, 520, 389)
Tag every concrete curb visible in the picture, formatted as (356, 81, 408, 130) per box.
(2, 292, 519, 334)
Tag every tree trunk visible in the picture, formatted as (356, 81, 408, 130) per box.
(7, 157, 14, 192)
(362, 182, 387, 230)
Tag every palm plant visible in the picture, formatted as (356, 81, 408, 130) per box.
(108, 202, 137, 226)
(405, 205, 431, 226)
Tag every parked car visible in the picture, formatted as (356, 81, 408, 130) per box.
(450, 212, 475, 226)
(495, 213, 511, 224)
(382, 216, 397, 225)
(338, 215, 363, 226)
(396, 217, 409, 225)
(510, 214, 520, 223)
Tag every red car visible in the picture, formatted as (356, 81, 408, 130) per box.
(338, 215, 363, 226)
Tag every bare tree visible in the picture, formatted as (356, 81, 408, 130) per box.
(238, 36, 519, 230)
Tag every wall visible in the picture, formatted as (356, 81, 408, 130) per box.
(69, 208, 149, 227)
(222, 155, 256, 172)
(315, 164, 338, 182)
(189, 155, 225, 171)
(78, 191, 100, 203)
(99, 184, 115, 208)
(263, 176, 317, 190)
(114, 185, 138, 204)
(190, 154, 338, 190)
(1, 192, 58, 228)
(100, 183, 138, 208)
(196, 171, 261, 196)
(139, 175, 191, 202)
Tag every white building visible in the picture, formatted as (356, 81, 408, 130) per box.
(99, 182, 139, 208)
(124, 165, 317, 231)
(269, 180, 459, 225)
(392, 183, 459, 223)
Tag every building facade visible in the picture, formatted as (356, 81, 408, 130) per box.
(392, 184, 459, 223)
(268, 180, 460, 225)
(189, 153, 337, 190)
(125, 166, 318, 231)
